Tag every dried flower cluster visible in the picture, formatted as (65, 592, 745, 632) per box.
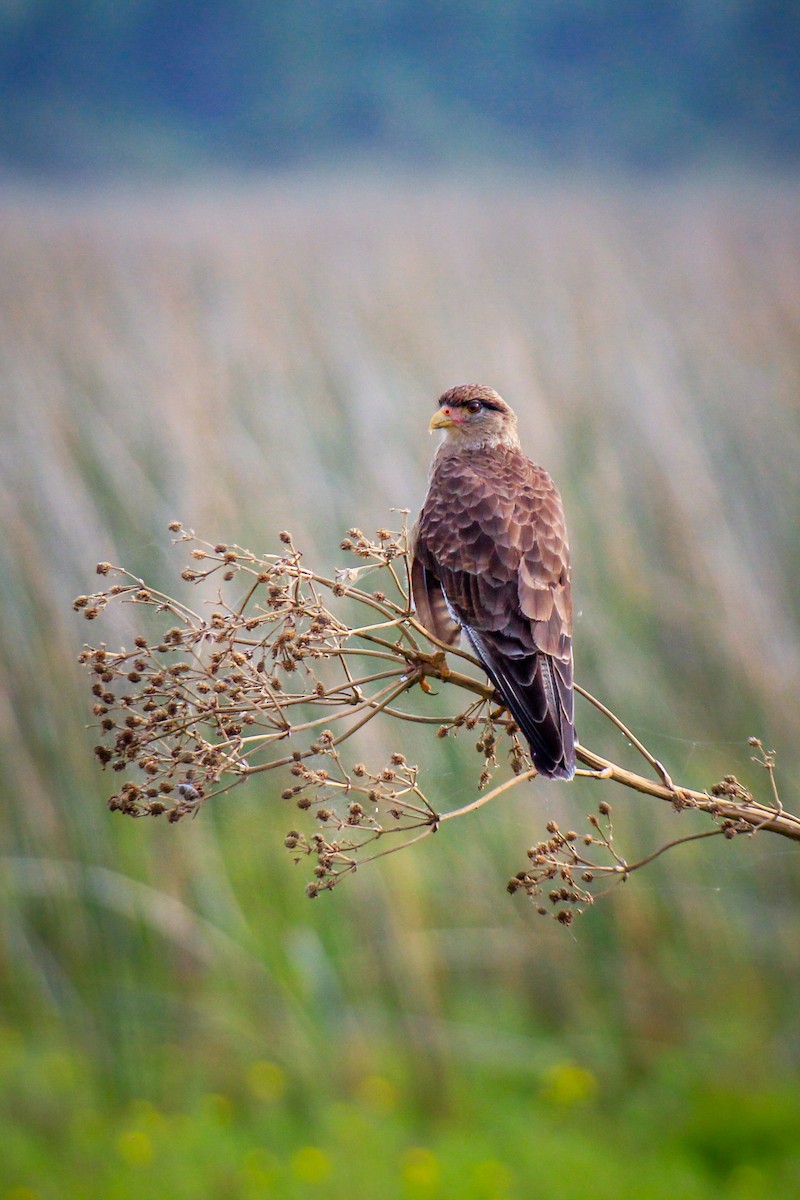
(75, 522, 799, 919)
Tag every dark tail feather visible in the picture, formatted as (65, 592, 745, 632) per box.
(464, 628, 576, 780)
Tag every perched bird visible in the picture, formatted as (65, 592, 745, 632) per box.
(411, 384, 576, 779)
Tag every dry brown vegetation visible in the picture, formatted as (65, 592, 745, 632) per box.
(75, 510, 798, 923)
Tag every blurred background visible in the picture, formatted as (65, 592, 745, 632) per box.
(2, 3, 800, 1198)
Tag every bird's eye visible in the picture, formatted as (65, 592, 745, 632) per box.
(466, 399, 483, 414)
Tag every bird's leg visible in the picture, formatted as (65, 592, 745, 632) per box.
(407, 648, 450, 693)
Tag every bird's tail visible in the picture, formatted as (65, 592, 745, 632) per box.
(464, 629, 576, 780)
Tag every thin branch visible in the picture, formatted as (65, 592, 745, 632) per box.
(438, 769, 538, 822)
(575, 743, 800, 841)
(575, 683, 675, 790)
(242, 676, 417, 776)
(618, 828, 726, 873)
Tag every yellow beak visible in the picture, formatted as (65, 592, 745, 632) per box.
(429, 409, 455, 432)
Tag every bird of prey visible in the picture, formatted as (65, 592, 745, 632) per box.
(411, 384, 576, 779)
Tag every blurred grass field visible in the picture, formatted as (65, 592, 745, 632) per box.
(1, 173, 800, 1199)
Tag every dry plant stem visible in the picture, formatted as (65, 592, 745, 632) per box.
(574, 682, 675, 790)
(379, 707, 457, 724)
(576, 743, 800, 841)
(242, 676, 418, 776)
(438, 769, 538, 822)
(348, 826, 437, 868)
(616, 828, 726, 873)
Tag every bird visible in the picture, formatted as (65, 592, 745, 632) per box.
(411, 384, 576, 780)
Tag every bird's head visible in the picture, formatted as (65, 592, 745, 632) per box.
(429, 385, 519, 450)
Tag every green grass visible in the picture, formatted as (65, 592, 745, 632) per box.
(3, 1017, 800, 1199)
(1, 173, 799, 1197)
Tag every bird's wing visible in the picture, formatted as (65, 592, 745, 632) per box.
(409, 549, 461, 647)
(412, 447, 575, 779)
